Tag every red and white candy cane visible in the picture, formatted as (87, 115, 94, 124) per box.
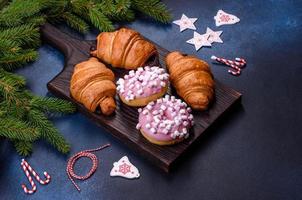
(21, 159, 51, 194)
(211, 55, 246, 76)
(66, 143, 110, 192)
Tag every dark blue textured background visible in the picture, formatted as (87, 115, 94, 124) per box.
(1, 0, 302, 199)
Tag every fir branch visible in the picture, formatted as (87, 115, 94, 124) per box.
(0, 68, 26, 88)
(23, 15, 46, 27)
(0, 24, 40, 48)
(0, 0, 9, 8)
(131, 0, 172, 23)
(14, 140, 33, 156)
(0, 69, 26, 105)
(62, 12, 89, 33)
(0, 0, 44, 27)
(100, 0, 135, 21)
(27, 109, 70, 154)
(88, 7, 114, 31)
(0, 49, 38, 71)
(0, 118, 39, 141)
(30, 96, 76, 114)
(69, 0, 90, 17)
(0, 39, 20, 54)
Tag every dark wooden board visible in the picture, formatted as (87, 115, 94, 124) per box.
(41, 23, 242, 172)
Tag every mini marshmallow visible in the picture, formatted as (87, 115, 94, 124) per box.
(147, 104, 153, 110)
(142, 110, 148, 115)
(136, 123, 141, 130)
(146, 123, 151, 129)
(152, 110, 159, 115)
(138, 108, 142, 113)
(181, 115, 188, 120)
(183, 121, 189, 126)
(150, 128, 156, 134)
(159, 123, 165, 128)
(162, 129, 169, 135)
(160, 105, 166, 111)
(157, 98, 162, 103)
(137, 89, 143, 95)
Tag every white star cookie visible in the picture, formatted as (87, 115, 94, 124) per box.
(206, 27, 223, 44)
(214, 10, 240, 27)
(173, 14, 198, 32)
(186, 31, 211, 51)
(110, 156, 140, 179)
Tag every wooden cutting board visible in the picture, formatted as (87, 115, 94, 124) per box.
(41, 23, 242, 172)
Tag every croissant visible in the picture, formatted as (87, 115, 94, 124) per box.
(91, 28, 157, 70)
(70, 57, 116, 115)
(165, 51, 215, 110)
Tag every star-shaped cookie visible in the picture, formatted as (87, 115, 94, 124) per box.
(206, 27, 223, 44)
(186, 31, 211, 51)
(173, 14, 198, 32)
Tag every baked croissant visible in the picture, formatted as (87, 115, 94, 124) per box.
(70, 57, 116, 115)
(91, 28, 157, 70)
(165, 51, 215, 110)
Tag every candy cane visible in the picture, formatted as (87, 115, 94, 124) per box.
(66, 144, 110, 192)
(211, 55, 246, 76)
(21, 159, 51, 194)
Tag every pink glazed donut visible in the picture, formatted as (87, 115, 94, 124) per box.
(116, 66, 169, 107)
(136, 95, 194, 145)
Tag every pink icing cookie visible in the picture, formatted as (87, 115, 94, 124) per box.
(116, 66, 169, 107)
(136, 95, 194, 145)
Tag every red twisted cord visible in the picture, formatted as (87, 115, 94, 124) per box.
(66, 144, 110, 192)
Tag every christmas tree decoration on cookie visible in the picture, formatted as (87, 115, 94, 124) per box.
(173, 14, 198, 32)
(186, 31, 212, 51)
(110, 156, 140, 179)
(214, 10, 240, 27)
(205, 27, 223, 44)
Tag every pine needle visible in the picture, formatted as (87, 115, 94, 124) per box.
(0, 118, 39, 141)
(131, 0, 172, 23)
(0, 49, 38, 71)
(0, 24, 40, 48)
(30, 96, 76, 114)
(89, 7, 115, 31)
(62, 12, 89, 33)
(14, 140, 33, 156)
(27, 109, 70, 154)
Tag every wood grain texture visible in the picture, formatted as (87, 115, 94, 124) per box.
(41, 23, 242, 172)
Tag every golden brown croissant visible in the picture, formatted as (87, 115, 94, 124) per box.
(70, 57, 116, 115)
(91, 28, 157, 70)
(165, 51, 215, 110)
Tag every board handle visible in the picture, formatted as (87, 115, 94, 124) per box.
(41, 23, 85, 58)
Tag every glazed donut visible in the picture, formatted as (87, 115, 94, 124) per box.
(136, 95, 194, 145)
(116, 66, 169, 107)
